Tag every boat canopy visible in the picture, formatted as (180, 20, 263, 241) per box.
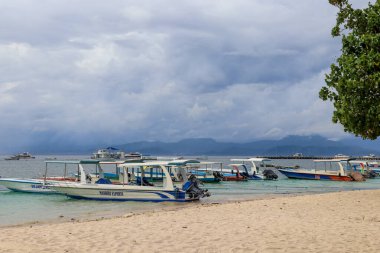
(118, 161, 175, 189)
(45, 160, 100, 164)
(185, 161, 221, 166)
(229, 163, 245, 167)
(314, 159, 350, 162)
(118, 161, 169, 168)
(167, 160, 200, 166)
(349, 160, 369, 164)
(99, 161, 127, 165)
(231, 158, 270, 162)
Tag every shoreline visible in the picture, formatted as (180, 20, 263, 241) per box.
(0, 189, 343, 229)
(2, 189, 380, 252)
(0, 187, 374, 229)
(0, 191, 289, 229)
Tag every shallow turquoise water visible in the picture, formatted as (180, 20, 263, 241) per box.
(1, 156, 380, 226)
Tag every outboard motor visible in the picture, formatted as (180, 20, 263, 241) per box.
(262, 169, 278, 180)
(364, 170, 377, 179)
(212, 171, 224, 181)
(182, 174, 210, 199)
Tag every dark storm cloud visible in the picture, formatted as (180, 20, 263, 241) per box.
(0, 0, 371, 152)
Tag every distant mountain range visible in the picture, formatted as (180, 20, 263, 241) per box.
(12, 135, 380, 156)
(114, 135, 379, 156)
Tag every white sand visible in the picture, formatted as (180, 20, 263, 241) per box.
(1, 190, 380, 253)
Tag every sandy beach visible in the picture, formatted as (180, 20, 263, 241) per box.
(1, 190, 380, 253)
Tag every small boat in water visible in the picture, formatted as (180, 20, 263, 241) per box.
(50, 161, 210, 202)
(278, 159, 360, 181)
(4, 152, 35, 160)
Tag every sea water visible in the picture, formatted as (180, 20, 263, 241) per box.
(1, 155, 380, 227)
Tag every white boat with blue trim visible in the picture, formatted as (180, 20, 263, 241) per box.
(50, 161, 210, 202)
(0, 160, 101, 193)
(0, 178, 54, 193)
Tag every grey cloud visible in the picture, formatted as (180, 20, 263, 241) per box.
(0, 0, 368, 152)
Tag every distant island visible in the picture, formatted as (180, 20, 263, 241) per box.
(9, 135, 379, 156)
(113, 135, 379, 156)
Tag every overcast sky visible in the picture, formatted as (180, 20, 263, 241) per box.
(0, 0, 372, 152)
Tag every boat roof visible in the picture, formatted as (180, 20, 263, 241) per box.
(349, 160, 370, 164)
(186, 161, 222, 165)
(99, 161, 128, 165)
(231, 158, 270, 162)
(314, 159, 350, 162)
(118, 161, 170, 167)
(45, 160, 100, 164)
(229, 163, 245, 167)
(167, 159, 200, 166)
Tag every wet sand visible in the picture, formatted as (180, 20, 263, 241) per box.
(1, 190, 380, 252)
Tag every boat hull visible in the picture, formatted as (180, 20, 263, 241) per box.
(50, 184, 196, 202)
(222, 176, 247, 182)
(198, 177, 221, 183)
(278, 169, 352, 181)
(247, 175, 264, 180)
(0, 179, 55, 193)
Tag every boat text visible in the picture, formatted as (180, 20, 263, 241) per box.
(99, 191, 124, 196)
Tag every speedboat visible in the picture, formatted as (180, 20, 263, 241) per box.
(278, 159, 362, 181)
(230, 158, 278, 180)
(49, 161, 210, 202)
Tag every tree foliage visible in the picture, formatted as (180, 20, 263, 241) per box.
(320, 0, 380, 139)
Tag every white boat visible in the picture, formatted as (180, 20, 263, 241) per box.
(50, 161, 210, 202)
(0, 178, 54, 193)
(91, 147, 143, 161)
(334, 154, 350, 159)
(230, 158, 278, 180)
(0, 160, 100, 193)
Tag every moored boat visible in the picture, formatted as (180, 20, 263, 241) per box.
(181, 161, 224, 183)
(50, 161, 210, 202)
(0, 160, 100, 193)
(278, 159, 360, 181)
(221, 165, 248, 181)
(230, 158, 278, 180)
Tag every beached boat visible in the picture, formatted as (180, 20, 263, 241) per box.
(4, 152, 35, 160)
(0, 160, 100, 193)
(230, 158, 278, 180)
(49, 161, 210, 202)
(278, 159, 357, 181)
